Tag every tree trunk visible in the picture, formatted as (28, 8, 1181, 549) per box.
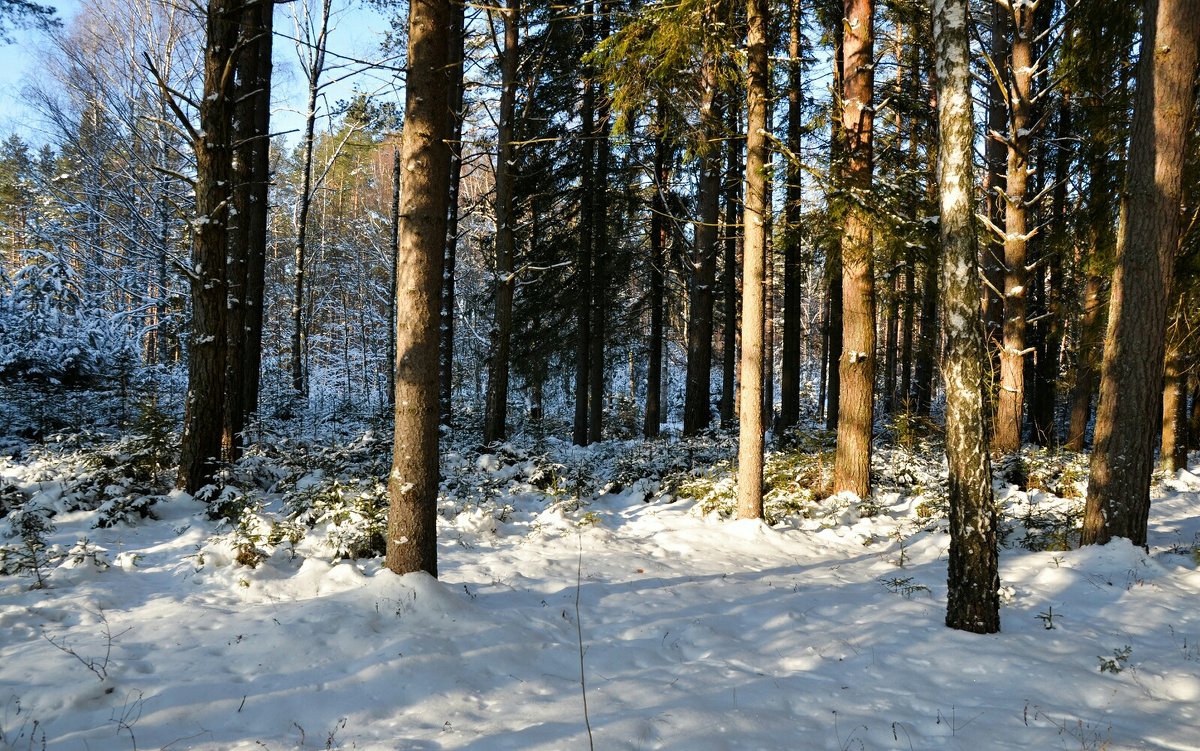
(290, 0, 333, 398)
(981, 2, 1009, 405)
(387, 0, 452, 577)
(993, 0, 1036, 455)
(1082, 0, 1200, 547)
(1161, 293, 1189, 473)
(719, 99, 743, 428)
(736, 0, 769, 520)
(644, 106, 668, 439)
(833, 0, 876, 498)
(483, 0, 520, 445)
(933, 0, 1000, 634)
(588, 1, 611, 445)
(389, 146, 400, 408)
(439, 2, 466, 425)
(1032, 98, 1071, 446)
(824, 12, 845, 433)
(779, 0, 805, 430)
(683, 58, 722, 436)
(178, 0, 243, 494)
(1066, 265, 1104, 449)
(573, 3, 595, 446)
(223, 0, 271, 462)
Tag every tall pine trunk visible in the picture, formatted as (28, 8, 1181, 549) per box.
(720, 100, 743, 428)
(833, 0, 876, 498)
(1161, 293, 1189, 473)
(1082, 0, 1200, 547)
(779, 0, 805, 430)
(178, 0, 242, 494)
(736, 0, 769, 520)
(683, 60, 722, 436)
(439, 3, 466, 425)
(483, 0, 520, 445)
(387, 0, 453, 577)
(993, 1, 1036, 455)
(644, 109, 669, 438)
(223, 0, 272, 461)
(587, 0, 611, 443)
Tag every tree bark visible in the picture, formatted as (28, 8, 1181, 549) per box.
(387, 0, 452, 577)
(178, 0, 243, 494)
(573, 2, 595, 446)
(439, 2, 466, 425)
(290, 0, 333, 398)
(1031, 98, 1070, 446)
(1161, 293, 1189, 473)
(483, 0, 520, 445)
(933, 0, 1000, 634)
(719, 99, 743, 428)
(824, 12, 845, 433)
(1065, 263, 1104, 449)
(833, 0, 876, 498)
(588, 0, 611, 444)
(981, 2, 1009, 406)
(683, 58, 722, 436)
(779, 0, 805, 430)
(223, 0, 271, 462)
(993, 0, 1036, 455)
(1082, 0, 1200, 547)
(644, 108, 668, 438)
(736, 0, 769, 520)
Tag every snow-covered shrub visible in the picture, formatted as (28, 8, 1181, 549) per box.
(0, 253, 135, 386)
(0, 504, 58, 587)
(292, 478, 387, 560)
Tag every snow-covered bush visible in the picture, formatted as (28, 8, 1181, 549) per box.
(0, 253, 135, 385)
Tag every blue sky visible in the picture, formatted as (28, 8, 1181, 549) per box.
(0, 0, 400, 148)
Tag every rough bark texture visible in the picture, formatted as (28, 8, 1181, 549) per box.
(833, 0, 876, 498)
(1082, 0, 1200, 547)
(387, 0, 452, 577)
(994, 0, 1036, 455)
(178, 0, 242, 494)
(223, 0, 271, 462)
(439, 2, 466, 425)
(644, 118, 668, 438)
(573, 4, 595, 446)
(824, 17, 845, 432)
(1032, 98, 1070, 446)
(719, 100, 742, 429)
(981, 2, 1009, 398)
(1161, 296, 1189, 472)
(683, 62, 722, 436)
(933, 0, 1000, 634)
(588, 3, 611, 446)
(483, 0, 520, 445)
(779, 0, 804, 430)
(291, 0, 332, 397)
(1065, 266, 1104, 450)
(389, 146, 400, 408)
(736, 0, 769, 520)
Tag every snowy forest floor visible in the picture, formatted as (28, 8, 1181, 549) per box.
(3, 415, 1200, 750)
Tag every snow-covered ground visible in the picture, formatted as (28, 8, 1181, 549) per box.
(3, 432, 1200, 750)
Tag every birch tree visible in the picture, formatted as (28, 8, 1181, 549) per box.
(932, 0, 1000, 633)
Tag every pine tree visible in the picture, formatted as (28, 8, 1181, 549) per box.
(176, 0, 244, 494)
(736, 0, 769, 520)
(832, 0, 877, 498)
(1082, 0, 1200, 547)
(387, 0, 454, 577)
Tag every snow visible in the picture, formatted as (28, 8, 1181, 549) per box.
(3, 437, 1200, 750)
